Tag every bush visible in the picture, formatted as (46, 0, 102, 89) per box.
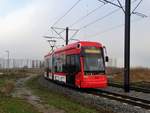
(0, 80, 15, 96)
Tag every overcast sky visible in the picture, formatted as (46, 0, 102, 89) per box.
(0, 0, 150, 67)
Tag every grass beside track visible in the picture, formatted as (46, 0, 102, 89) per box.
(26, 76, 112, 113)
(0, 72, 41, 113)
(0, 79, 5, 87)
(0, 96, 40, 113)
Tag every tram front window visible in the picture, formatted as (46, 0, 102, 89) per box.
(82, 47, 105, 74)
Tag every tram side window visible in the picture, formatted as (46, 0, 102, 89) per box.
(54, 57, 58, 72)
(44, 60, 46, 68)
(46, 60, 48, 68)
(54, 54, 80, 73)
(75, 55, 80, 71)
(54, 55, 65, 73)
(54, 58, 56, 72)
(44, 59, 46, 70)
(49, 56, 52, 72)
(71, 55, 75, 65)
(66, 55, 71, 65)
(66, 55, 80, 72)
(57, 58, 62, 72)
(44, 59, 49, 71)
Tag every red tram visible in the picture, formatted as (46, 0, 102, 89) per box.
(44, 41, 108, 88)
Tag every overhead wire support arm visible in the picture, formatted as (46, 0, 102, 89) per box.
(131, 0, 143, 14)
(51, 27, 66, 36)
(117, 0, 125, 12)
(69, 29, 79, 41)
(97, 0, 122, 9)
(70, 38, 80, 41)
(44, 36, 61, 39)
(98, 0, 107, 4)
(98, 0, 145, 15)
(51, 27, 65, 41)
(51, 27, 78, 31)
(51, 27, 66, 30)
(68, 28, 79, 31)
(58, 29, 66, 35)
(130, 0, 147, 18)
(50, 26, 79, 45)
(132, 12, 147, 18)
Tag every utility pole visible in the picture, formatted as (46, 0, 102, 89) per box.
(66, 27, 69, 45)
(97, 0, 145, 92)
(97, 0, 131, 92)
(5, 50, 9, 69)
(124, 0, 131, 92)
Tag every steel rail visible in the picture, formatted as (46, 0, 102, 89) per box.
(83, 88, 150, 110)
(109, 82, 150, 93)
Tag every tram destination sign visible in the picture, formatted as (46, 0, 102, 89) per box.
(84, 48, 101, 54)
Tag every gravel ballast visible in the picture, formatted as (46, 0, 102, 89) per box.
(102, 86, 150, 101)
(39, 76, 150, 113)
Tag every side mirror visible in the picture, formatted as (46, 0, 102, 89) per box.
(105, 56, 109, 62)
(103, 46, 109, 62)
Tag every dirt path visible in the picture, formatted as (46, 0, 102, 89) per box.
(12, 75, 65, 113)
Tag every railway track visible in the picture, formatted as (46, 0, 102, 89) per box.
(80, 88, 150, 110)
(72, 85, 150, 110)
(109, 82, 150, 93)
(44, 77, 150, 110)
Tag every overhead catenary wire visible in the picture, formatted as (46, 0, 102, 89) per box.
(78, 8, 121, 30)
(85, 16, 148, 38)
(79, 0, 141, 30)
(49, 0, 145, 42)
(52, 0, 81, 27)
(69, 0, 113, 27)
(70, 0, 143, 38)
(69, 1, 122, 39)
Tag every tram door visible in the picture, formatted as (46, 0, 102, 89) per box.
(66, 55, 75, 86)
(66, 55, 80, 86)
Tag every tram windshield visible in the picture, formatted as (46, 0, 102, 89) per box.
(82, 47, 105, 74)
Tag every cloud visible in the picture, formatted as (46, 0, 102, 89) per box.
(0, 0, 56, 59)
(0, 0, 150, 67)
